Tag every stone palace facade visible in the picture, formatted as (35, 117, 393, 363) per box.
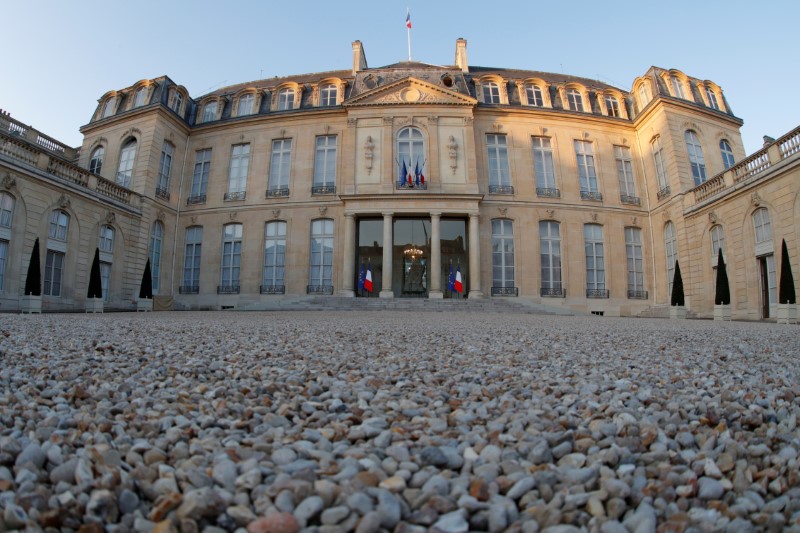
(1, 39, 798, 318)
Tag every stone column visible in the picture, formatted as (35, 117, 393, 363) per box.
(468, 213, 484, 298)
(429, 213, 443, 298)
(380, 212, 394, 298)
(339, 213, 356, 297)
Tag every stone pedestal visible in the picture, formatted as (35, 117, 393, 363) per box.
(20, 295, 42, 314)
(137, 298, 153, 312)
(85, 298, 104, 313)
(777, 303, 797, 324)
(669, 306, 686, 319)
(713, 304, 731, 321)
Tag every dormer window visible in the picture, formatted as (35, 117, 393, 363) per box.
(278, 88, 295, 111)
(133, 87, 147, 108)
(102, 97, 116, 118)
(671, 77, 685, 98)
(320, 84, 338, 107)
(202, 101, 218, 122)
(637, 83, 649, 109)
(526, 84, 544, 107)
(482, 82, 501, 104)
(705, 87, 720, 110)
(566, 89, 584, 112)
(89, 146, 104, 175)
(605, 95, 620, 117)
(170, 91, 183, 114)
(237, 93, 254, 116)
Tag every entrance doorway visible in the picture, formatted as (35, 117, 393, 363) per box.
(758, 254, 777, 318)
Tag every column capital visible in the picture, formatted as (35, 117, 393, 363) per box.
(469, 212, 480, 219)
(430, 212, 442, 218)
(344, 212, 356, 219)
(382, 212, 394, 218)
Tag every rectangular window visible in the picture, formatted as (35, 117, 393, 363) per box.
(320, 85, 338, 106)
(48, 211, 69, 241)
(625, 227, 645, 297)
(202, 101, 217, 122)
(532, 136, 556, 190)
(482, 82, 500, 104)
(100, 262, 111, 302)
(263, 221, 287, 290)
(221, 224, 242, 290)
(44, 250, 64, 296)
(313, 136, 337, 190)
(584, 224, 606, 293)
(706, 87, 720, 110)
(157, 142, 174, 194)
(309, 219, 334, 288)
(540, 221, 562, 292)
(671, 77, 685, 98)
(567, 89, 584, 112)
(0, 240, 7, 291)
(491, 219, 515, 290)
(191, 149, 212, 200)
(765, 254, 777, 306)
(228, 144, 250, 195)
(575, 140, 599, 194)
(652, 137, 669, 191)
(614, 145, 636, 197)
(278, 89, 295, 111)
(486, 134, 511, 192)
(171, 92, 183, 113)
(99, 225, 114, 253)
(269, 139, 292, 193)
(605, 96, 620, 117)
(183, 226, 202, 292)
(526, 85, 543, 107)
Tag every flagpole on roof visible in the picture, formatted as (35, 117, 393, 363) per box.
(406, 8, 412, 62)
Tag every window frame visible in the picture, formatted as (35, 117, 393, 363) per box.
(157, 141, 174, 194)
(98, 224, 114, 254)
(719, 139, 735, 170)
(685, 130, 707, 186)
(625, 227, 645, 296)
(44, 250, 64, 297)
(277, 88, 295, 111)
(575, 140, 599, 194)
(396, 127, 425, 186)
(263, 221, 287, 289)
(486, 133, 511, 190)
(651, 136, 669, 191)
(532, 136, 557, 190)
(584, 224, 606, 292)
(149, 221, 164, 294)
(202, 101, 218, 123)
(525, 84, 544, 107)
(268, 138, 293, 193)
(614, 145, 636, 197)
(313, 135, 337, 189)
(664, 222, 678, 297)
(48, 210, 69, 242)
(183, 226, 203, 292)
(566, 88, 584, 112)
(220, 223, 243, 289)
(482, 81, 501, 104)
(309, 219, 334, 289)
(320, 84, 338, 107)
(191, 148, 212, 200)
(0, 192, 14, 229)
(237, 93, 255, 116)
(117, 138, 137, 188)
(491, 219, 515, 290)
(539, 221, 562, 291)
(89, 146, 104, 175)
(227, 143, 250, 195)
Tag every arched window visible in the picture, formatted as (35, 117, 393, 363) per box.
(637, 83, 650, 109)
(117, 138, 137, 188)
(278, 88, 295, 111)
(149, 221, 164, 293)
(710, 225, 725, 261)
(482, 81, 500, 104)
(719, 140, 735, 170)
(670, 76, 686, 99)
(320, 84, 338, 106)
(526, 84, 544, 107)
(237, 93, 254, 116)
(539, 221, 562, 296)
(169, 90, 183, 114)
(133, 86, 147, 108)
(309, 219, 334, 290)
(48, 210, 69, 241)
(220, 223, 243, 292)
(664, 222, 678, 297)
(705, 87, 720, 110)
(491, 219, 515, 292)
(263, 221, 287, 292)
(182, 226, 203, 293)
(753, 208, 772, 246)
(99, 225, 115, 253)
(397, 127, 425, 186)
(45, 210, 70, 297)
(101, 97, 116, 118)
(604, 95, 620, 117)
(89, 146, 104, 175)
(685, 131, 707, 186)
(566, 89, 584, 112)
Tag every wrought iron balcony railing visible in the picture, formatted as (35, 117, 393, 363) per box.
(627, 290, 648, 299)
(536, 187, 561, 198)
(217, 284, 240, 294)
(266, 188, 290, 198)
(179, 285, 199, 294)
(395, 181, 428, 190)
(260, 284, 286, 294)
(657, 185, 671, 201)
(307, 285, 334, 295)
(224, 191, 246, 201)
(311, 185, 336, 195)
(586, 289, 609, 298)
(580, 190, 603, 201)
(491, 287, 519, 297)
(540, 287, 565, 297)
(488, 184, 514, 195)
(186, 194, 206, 205)
(155, 187, 170, 201)
(620, 194, 641, 206)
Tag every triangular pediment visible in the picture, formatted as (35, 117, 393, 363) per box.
(344, 77, 477, 107)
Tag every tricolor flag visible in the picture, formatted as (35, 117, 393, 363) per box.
(401, 160, 409, 187)
(364, 261, 374, 293)
(447, 263, 455, 292)
(454, 264, 464, 293)
(358, 262, 366, 292)
(406, 10, 411, 29)
(414, 161, 421, 187)
(419, 166, 425, 186)
(406, 160, 413, 186)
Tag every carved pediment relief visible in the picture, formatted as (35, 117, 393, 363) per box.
(344, 77, 477, 107)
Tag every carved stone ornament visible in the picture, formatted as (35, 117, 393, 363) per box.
(447, 135, 458, 175)
(708, 211, 719, 224)
(57, 194, 70, 209)
(318, 207, 328, 216)
(427, 116, 439, 124)
(591, 212, 599, 222)
(119, 127, 141, 141)
(492, 123, 503, 133)
(463, 117, 473, 125)
(546, 209, 555, 219)
(347, 118, 358, 128)
(631, 216, 638, 227)
(364, 136, 375, 175)
(662, 210, 670, 221)
(229, 211, 237, 220)
(751, 192, 762, 207)
(280, 129, 286, 138)
(272, 209, 281, 219)
(105, 211, 116, 224)
(383, 116, 394, 125)
(1, 173, 16, 190)
(190, 216, 197, 225)
(324, 125, 330, 135)
(498, 207, 508, 217)
(540, 127, 548, 136)
(621, 137, 628, 146)
(157, 210, 166, 222)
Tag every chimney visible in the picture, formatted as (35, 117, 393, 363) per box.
(455, 38, 468, 73)
(352, 40, 368, 75)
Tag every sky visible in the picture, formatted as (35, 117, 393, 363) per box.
(2, 1, 798, 154)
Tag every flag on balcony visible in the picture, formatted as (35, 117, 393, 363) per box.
(401, 160, 409, 187)
(414, 161, 421, 187)
(447, 262, 455, 292)
(358, 261, 365, 292)
(407, 160, 414, 186)
(454, 264, 464, 293)
(364, 261, 374, 293)
(419, 164, 425, 186)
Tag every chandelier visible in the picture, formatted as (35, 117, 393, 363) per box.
(404, 245, 424, 259)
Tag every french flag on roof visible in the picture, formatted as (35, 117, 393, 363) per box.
(406, 11, 411, 29)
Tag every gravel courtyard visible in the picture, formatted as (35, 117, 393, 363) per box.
(1, 312, 798, 533)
